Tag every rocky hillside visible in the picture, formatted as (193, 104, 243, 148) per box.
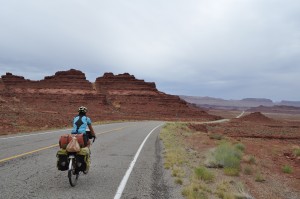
(0, 69, 220, 134)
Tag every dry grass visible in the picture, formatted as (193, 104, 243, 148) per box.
(194, 166, 215, 182)
(282, 165, 293, 174)
(160, 123, 253, 199)
(255, 172, 265, 182)
(293, 148, 300, 157)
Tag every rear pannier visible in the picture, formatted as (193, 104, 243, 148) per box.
(77, 147, 90, 172)
(56, 148, 68, 171)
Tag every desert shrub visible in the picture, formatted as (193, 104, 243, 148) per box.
(182, 185, 208, 199)
(195, 166, 215, 182)
(293, 148, 300, 157)
(243, 166, 252, 175)
(216, 182, 235, 199)
(175, 178, 183, 185)
(217, 192, 235, 199)
(243, 155, 256, 164)
(249, 155, 256, 164)
(282, 165, 293, 174)
(213, 142, 243, 176)
(255, 172, 265, 182)
(234, 143, 245, 152)
(215, 142, 242, 168)
(172, 166, 185, 177)
(209, 134, 223, 140)
(224, 167, 240, 176)
(224, 154, 241, 168)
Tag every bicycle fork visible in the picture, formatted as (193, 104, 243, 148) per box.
(69, 155, 75, 170)
(68, 155, 75, 177)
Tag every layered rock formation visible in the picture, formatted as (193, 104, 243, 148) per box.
(0, 69, 220, 134)
(1, 70, 93, 90)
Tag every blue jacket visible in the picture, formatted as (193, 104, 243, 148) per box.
(71, 115, 92, 134)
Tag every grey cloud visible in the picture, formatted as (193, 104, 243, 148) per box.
(0, 0, 299, 101)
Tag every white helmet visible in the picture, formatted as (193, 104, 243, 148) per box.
(78, 106, 87, 113)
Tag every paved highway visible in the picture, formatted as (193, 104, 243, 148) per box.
(0, 121, 182, 199)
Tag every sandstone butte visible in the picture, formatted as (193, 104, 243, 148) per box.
(0, 69, 221, 134)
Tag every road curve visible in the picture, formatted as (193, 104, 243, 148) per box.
(0, 121, 180, 199)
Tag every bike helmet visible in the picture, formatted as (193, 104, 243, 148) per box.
(78, 106, 87, 113)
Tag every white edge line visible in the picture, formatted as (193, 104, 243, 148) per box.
(113, 123, 163, 199)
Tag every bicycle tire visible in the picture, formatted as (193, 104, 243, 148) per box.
(68, 158, 79, 187)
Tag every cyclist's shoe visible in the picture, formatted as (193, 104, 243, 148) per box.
(83, 164, 89, 174)
(83, 169, 89, 174)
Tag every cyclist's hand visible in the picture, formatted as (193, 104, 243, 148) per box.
(92, 135, 96, 142)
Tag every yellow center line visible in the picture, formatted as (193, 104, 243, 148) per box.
(0, 126, 130, 164)
(0, 144, 59, 164)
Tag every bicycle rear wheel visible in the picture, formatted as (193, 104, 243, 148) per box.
(68, 158, 79, 187)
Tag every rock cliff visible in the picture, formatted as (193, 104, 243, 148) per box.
(1, 69, 93, 90)
(0, 69, 220, 134)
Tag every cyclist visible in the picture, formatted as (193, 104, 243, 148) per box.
(71, 106, 96, 147)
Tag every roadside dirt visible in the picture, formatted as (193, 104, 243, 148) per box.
(186, 112, 300, 199)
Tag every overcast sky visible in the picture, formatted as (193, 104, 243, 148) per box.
(0, 0, 299, 101)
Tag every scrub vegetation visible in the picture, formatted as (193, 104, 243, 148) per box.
(282, 165, 293, 174)
(293, 148, 300, 157)
(160, 123, 253, 199)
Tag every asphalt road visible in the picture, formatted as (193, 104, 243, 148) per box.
(0, 121, 182, 199)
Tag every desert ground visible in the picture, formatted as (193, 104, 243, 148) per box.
(172, 110, 300, 199)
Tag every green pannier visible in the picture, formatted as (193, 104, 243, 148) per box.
(76, 147, 90, 172)
(56, 147, 90, 172)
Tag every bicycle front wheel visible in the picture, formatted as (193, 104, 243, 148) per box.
(68, 158, 79, 187)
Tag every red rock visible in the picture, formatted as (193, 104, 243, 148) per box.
(0, 69, 220, 134)
(239, 112, 273, 123)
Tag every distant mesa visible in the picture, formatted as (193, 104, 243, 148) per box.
(247, 105, 300, 114)
(241, 98, 273, 103)
(180, 95, 300, 111)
